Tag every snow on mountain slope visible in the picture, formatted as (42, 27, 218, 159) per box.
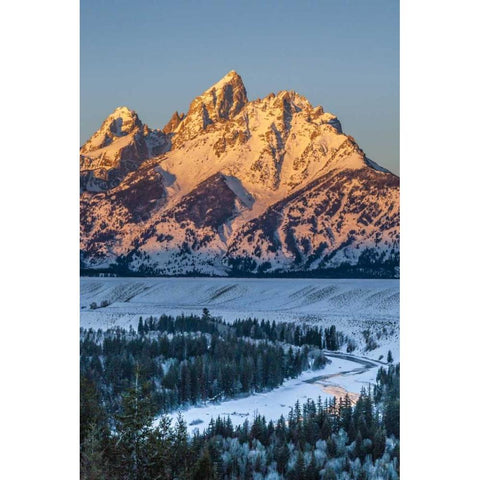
(80, 71, 399, 276)
(225, 167, 399, 273)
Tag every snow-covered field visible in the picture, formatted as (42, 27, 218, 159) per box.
(81, 276, 399, 432)
(81, 276, 399, 359)
(80, 277, 398, 323)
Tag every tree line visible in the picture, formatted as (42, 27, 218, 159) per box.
(135, 310, 348, 351)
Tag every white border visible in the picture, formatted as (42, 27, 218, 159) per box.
(2, 1, 79, 478)
(401, 0, 479, 477)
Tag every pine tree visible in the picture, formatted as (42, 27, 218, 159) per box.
(80, 375, 106, 444)
(113, 370, 155, 480)
(305, 455, 318, 480)
(148, 415, 174, 479)
(171, 414, 190, 478)
(320, 416, 332, 440)
(274, 443, 290, 475)
(387, 350, 393, 363)
(326, 437, 337, 457)
(292, 451, 305, 480)
(80, 424, 107, 480)
(193, 448, 215, 480)
(384, 398, 400, 438)
(373, 427, 386, 460)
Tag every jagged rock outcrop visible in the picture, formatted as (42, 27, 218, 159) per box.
(163, 111, 185, 134)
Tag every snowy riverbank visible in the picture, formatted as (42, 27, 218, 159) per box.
(161, 352, 383, 434)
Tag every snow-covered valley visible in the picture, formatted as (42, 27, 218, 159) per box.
(81, 276, 399, 433)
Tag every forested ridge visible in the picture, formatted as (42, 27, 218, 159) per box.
(80, 312, 399, 479)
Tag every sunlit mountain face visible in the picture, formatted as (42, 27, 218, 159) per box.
(80, 71, 399, 277)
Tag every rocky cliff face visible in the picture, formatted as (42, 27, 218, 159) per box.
(80, 72, 399, 277)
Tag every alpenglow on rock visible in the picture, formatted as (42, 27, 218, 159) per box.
(80, 71, 399, 277)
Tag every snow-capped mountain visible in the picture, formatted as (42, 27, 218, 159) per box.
(80, 107, 170, 192)
(80, 71, 399, 277)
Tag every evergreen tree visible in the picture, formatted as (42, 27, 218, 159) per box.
(305, 455, 318, 480)
(113, 372, 155, 480)
(387, 350, 393, 363)
(171, 414, 190, 478)
(80, 375, 106, 444)
(372, 427, 386, 460)
(384, 398, 400, 438)
(80, 425, 107, 480)
(147, 416, 175, 480)
(274, 443, 290, 475)
(291, 451, 305, 480)
(193, 448, 215, 480)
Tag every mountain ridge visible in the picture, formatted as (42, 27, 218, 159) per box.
(80, 71, 399, 278)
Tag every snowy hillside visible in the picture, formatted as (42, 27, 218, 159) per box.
(80, 71, 399, 277)
(80, 276, 399, 362)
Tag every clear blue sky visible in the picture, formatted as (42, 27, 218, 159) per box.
(81, 0, 399, 174)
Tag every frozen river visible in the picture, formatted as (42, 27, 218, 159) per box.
(160, 352, 384, 434)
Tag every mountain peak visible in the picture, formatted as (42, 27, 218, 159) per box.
(80, 105, 170, 192)
(107, 106, 142, 134)
(171, 71, 248, 146)
(109, 106, 137, 121)
(211, 70, 243, 89)
(101, 106, 141, 133)
(81, 106, 143, 154)
(199, 70, 248, 119)
(112, 105, 136, 116)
